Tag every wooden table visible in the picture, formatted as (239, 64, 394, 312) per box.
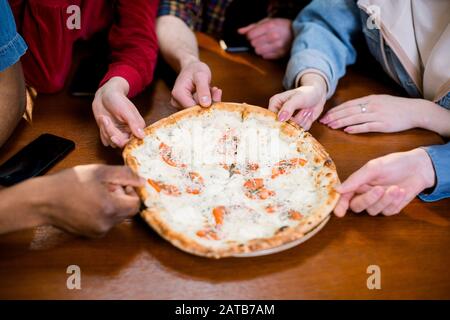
(0, 34, 449, 299)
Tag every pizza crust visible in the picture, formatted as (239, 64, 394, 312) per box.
(123, 102, 340, 258)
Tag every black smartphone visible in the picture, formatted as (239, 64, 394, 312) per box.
(219, 37, 251, 53)
(69, 54, 108, 96)
(0, 134, 75, 186)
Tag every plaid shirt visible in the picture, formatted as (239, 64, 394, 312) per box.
(158, 0, 308, 38)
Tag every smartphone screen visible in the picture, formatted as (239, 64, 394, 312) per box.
(0, 134, 75, 186)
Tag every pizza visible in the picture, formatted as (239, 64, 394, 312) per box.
(123, 102, 340, 258)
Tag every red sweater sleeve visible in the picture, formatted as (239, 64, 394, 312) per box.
(100, 0, 159, 98)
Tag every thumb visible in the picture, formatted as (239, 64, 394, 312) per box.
(336, 163, 379, 194)
(100, 165, 144, 187)
(277, 91, 308, 122)
(110, 192, 141, 219)
(268, 91, 292, 113)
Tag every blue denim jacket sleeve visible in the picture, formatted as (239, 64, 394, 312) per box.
(418, 143, 450, 202)
(284, 0, 361, 98)
(0, 0, 27, 72)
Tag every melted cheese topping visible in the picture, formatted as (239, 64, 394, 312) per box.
(133, 109, 325, 249)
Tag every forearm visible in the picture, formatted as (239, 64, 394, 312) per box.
(0, 62, 26, 147)
(415, 99, 450, 137)
(0, 177, 48, 234)
(156, 15, 199, 72)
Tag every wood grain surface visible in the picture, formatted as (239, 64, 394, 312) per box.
(0, 33, 449, 299)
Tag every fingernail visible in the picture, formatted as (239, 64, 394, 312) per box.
(137, 128, 145, 138)
(200, 96, 210, 105)
(278, 111, 289, 122)
(102, 117, 109, 126)
(344, 127, 352, 133)
(320, 116, 329, 124)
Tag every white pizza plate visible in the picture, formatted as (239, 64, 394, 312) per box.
(232, 215, 331, 258)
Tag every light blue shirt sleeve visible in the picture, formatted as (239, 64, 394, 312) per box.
(0, 0, 27, 72)
(419, 143, 450, 202)
(284, 0, 361, 98)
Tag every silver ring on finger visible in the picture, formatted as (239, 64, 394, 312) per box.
(359, 103, 368, 113)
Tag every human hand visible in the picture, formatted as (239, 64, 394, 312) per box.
(320, 95, 430, 134)
(238, 18, 293, 60)
(41, 164, 143, 237)
(93, 77, 145, 148)
(268, 73, 327, 130)
(171, 60, 222, 109)
(334, 148, 436, 217)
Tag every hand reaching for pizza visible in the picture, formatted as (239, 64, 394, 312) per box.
(171, 60, 222, 109)
(269, 73, 327, 130)
(41, 165, 143, 237)
(334, 148, 436, 217)
(93, 77, 146, 148)
(319, 95, 447, 135)
(238, 18, 293, 60)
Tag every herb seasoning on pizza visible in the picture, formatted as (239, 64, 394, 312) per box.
(123, 103, 340, 258)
